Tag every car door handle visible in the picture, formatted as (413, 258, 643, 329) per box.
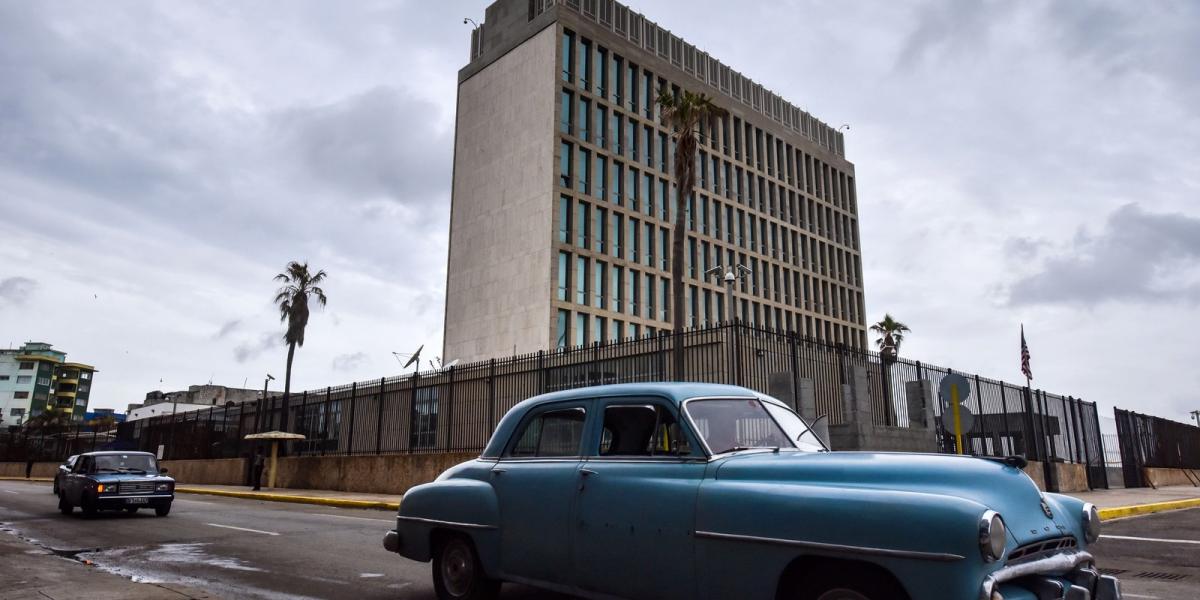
(580, 468, 597, 477)
(491, 468, 506, 475)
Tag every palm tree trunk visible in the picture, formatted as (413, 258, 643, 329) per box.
(671, 136, 696, 382)
(282, 342, 295, 432)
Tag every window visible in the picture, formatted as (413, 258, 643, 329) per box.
(37, 377, 50, 386)
(579, 97, 590, 142)
(16, 375, 32, 384)
(611, 266, 623, 313)
(556, 309, 570, 348)
(578, 38, 592, 90)
(577, 147, 591, 194)
(685, 398, 800, 454)
(14, 391, 29, 399)
(0, 375, 7, 381)
(576, 201, 590, 248)
(560, 141, 572, 187)
(595, 207, 607, 252)
(575, 256, 588, 305)
(597, 403, 693, 456)
(558, 195, 571, 242)
(9, 408, 24, 417)
(575, 312, 588, 345)
(18, 362, 33, 370)
(594, 261, 607, 308)
(560, 89, 573, 134)
(557, 252, 570, 301)
(561, 30, 575, 82)
(595, 155, 607, 199)
(510, 407, 587, 458)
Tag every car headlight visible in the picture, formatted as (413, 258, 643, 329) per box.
(1082, 503, 1101, 543)
(156, 483, 172, 492)
(979, 510, 1006, 562)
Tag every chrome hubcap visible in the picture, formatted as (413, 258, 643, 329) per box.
(817, 589, 871, 600)
(441, 541, 474, 597)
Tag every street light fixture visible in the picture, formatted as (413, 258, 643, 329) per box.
(705, 264, 752, 324)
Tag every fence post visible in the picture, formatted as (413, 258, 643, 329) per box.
(346, 382, 358, 455)
(999, 384, 1012, 456)
(537, 350, 547, 393)
(205, 407, 215, 459)
(321, 387, 331, 457)
(488, 359, 497, 433)
(376, 377, 386, 455)
(445, 367, 456, 451)
(788, 331, 801, 411)
(732, 322, 744, 386)
(408, 371, 420, 453)
(656, 333, 666, 381)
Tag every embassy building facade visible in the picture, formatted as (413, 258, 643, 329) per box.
(443, 0, 866, 364)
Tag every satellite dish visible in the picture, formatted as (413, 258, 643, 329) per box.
(403, 345, 423, 370)
(443, 358, 461, 369)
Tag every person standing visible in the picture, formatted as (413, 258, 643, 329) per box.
(251, 447, 265, 491)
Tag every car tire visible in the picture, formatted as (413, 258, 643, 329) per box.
(52, 480, 59, 495)
(789, 565, 905, 600)
(155, 503, 171, 517)
(58, 494, 73, 515)
(432, 534, 500, 600)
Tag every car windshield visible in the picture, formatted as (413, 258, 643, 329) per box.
(92, 454, 157, 473)
(685, 398, 825, 455)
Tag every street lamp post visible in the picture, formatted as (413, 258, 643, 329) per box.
(705, 264, 752, 324)
(257, 374, 275, 433)
(1191, 410, 1200, 428)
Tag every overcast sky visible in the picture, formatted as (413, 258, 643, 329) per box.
(1, 1, 1197, 426)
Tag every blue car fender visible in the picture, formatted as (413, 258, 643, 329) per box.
(396, 476, 500, 570)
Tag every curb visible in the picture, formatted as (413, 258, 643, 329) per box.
(0, 477, 52, 482)
(1098, 497, 1200, 521)
(175, 487, 399, 511)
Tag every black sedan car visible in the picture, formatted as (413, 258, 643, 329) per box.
(52, 454, 77, 495)
(57, 451, 175, 517)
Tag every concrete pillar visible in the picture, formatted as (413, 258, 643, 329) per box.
(768, 373, 795, 411)
(797, 378, 817, 422)
(843, 365, 872, 425)
(905, 380, 935, 429)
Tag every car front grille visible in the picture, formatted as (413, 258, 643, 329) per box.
(117, 481, 157, 495)
(1008, 535, 1078, 565)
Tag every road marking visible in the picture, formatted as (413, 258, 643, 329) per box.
(3, 491, 18, 494)
(360, 573, 384, 578)
(306, 512, 392, 523)
(205, 523, 280, 536)
(1123, 594, 1160, 599)
(1101, 534, 1200, 545)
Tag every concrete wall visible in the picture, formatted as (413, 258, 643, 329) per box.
(1142, 467, 1200, 489)
(443, 24, 558, 363)
(1021, 460, 1089, 493)
(0, 461, 59, 479)
(162, 452, 481, 496)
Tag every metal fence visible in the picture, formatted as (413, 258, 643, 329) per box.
(1113, 408, 1200, 488)
(1, 322, 1106, 488)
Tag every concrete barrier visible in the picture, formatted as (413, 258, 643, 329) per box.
(1021, 460, 1089, 493)
(0, 461, 60, 479)
(1142, 467, 1200, 489)
(160, 458, 245, 486)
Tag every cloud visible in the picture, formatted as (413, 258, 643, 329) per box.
(233, 332, 281, 364)
(1008, 204, 1200, 306)
(331, 352, 369, 372)
(214, 319, 242, 339)
(0, 277, 36, 305)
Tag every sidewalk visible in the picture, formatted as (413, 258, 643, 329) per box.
(0, 534, 215, 600)
(1069, 485, 1200, 520)
(174, 483, 400, 511)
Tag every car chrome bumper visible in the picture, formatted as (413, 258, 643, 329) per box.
(383, 529, 400, 553)
(981, 551, 1122, 600)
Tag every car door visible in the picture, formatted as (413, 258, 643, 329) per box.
(572, 398, 707, 600)
(65, 455, 92, 504)
(490, 401, 591, 585)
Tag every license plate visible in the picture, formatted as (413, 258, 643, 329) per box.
(125, 497, 149, 504)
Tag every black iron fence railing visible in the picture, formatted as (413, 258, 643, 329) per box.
(2, 322, 1107, 489)
(1113, 408, 1200, 487)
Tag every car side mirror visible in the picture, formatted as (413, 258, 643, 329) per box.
(159, 468, 169, 474)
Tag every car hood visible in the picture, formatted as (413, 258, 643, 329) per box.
(89, 473, 174, 484)
(714, 451, 1071, 545)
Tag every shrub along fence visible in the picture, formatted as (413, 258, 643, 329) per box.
(1, 321, 1106, 488)
(1113, 408, 1200, 488)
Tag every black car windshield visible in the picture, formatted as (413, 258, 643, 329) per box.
(93, 454, 157, 473)
(685, 398, 820, 455)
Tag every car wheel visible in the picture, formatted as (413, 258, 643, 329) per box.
(432, 534, 500, 600)
(52, 480, 59, 495)
(789, 565, 905, 600)
(155, 503, 171, 517)
(58, 494, 73, 515)
(80, 497, 98, 517)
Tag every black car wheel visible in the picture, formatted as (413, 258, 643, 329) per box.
(786, 563, 906, 600)
(80, 499, 97, 517)
(57, 493, 72, 515)
(432, 534, 499, 600)
(52, 480, 58, 495)
(154, 503, 171, 517)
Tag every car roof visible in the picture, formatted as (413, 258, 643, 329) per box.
(80, 451, 156, 457)
(480, 382, 775, 458)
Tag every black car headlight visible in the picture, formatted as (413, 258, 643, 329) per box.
(1082, 503, 1101, 543)
(156, 482, 173, 492)
(979, 510, 1007, 562)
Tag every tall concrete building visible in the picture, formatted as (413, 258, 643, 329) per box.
(0, 342, 97, 424)
(443, 0, 866, 364)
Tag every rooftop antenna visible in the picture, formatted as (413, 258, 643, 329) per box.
(402, 345, 423, 372)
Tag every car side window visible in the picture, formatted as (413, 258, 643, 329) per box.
(75, 457, 93, 474)
(509, 407, 587, 458)
(598, 403, 692, 457)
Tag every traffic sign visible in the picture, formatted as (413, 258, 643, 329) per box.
(939, 373, 973, 455)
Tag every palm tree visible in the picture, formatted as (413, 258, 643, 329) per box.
(24, 406, 72, 431)
(870, 314, 911, 360)
(870, 314, 911, 426)
(273, 261, 327, 431)
(657, 88, 727, 381)
(86, 415, 117, 432)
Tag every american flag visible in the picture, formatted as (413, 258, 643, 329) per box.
(1020, 325, 1032, 381)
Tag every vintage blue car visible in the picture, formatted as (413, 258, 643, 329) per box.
(383, 383, 1120, 600)
(57, 451, 175, 517)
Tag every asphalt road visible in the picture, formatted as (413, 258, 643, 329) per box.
(1090, 507, 1200, 600)
(0, 480, 562, 600)
(2, 479, 1198, 600)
